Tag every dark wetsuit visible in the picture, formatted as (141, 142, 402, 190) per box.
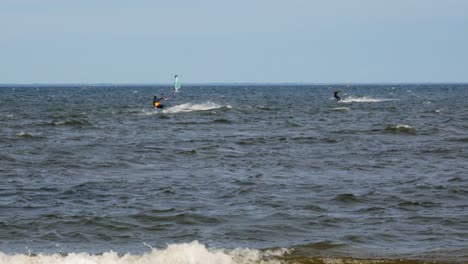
(334, 91, 341, 102)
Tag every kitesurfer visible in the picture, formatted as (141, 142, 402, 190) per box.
(334, 90, 341, 102)
(153, 96, 166, 109)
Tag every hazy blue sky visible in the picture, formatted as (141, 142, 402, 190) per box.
(1, 0, 467, 84)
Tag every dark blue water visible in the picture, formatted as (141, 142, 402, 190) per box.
(0, 84, 467, 263)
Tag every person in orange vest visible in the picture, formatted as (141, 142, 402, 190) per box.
(153, 95, 166, 109)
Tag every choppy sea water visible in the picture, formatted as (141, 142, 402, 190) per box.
(0, 84, 467, 264)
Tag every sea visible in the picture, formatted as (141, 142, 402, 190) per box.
(0, 84, 467, 264)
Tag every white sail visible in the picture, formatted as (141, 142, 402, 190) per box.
(174, 75, 181, 92)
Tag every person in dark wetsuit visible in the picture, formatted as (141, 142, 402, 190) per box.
(333, 90, 341, 102)
(153, 96, 166, 109)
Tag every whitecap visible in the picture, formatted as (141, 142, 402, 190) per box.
(385, 124, 416, 134)
(393, 124, 412, 129)
(16, 131, 34, 137)
(340, 96, 395, 103)
(163, 102, 226, 114)
(0, 241, 289, 264)
(331, 107, 351, 111)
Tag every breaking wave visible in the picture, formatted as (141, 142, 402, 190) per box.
(341, 96, 395, 103)
(384, 124, 416, 134)
(0, 241, 288, 264)
(0, 241, 455, 264)
(163, 102, 230, 114)
(332, 107, 351, 111)
(15, 131, 45, 139)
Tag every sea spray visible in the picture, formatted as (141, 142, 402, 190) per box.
(0, 241, 288, 264)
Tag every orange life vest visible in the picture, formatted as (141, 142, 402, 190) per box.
(154, 101, 160, 108)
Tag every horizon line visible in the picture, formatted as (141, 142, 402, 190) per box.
(1, 82, 467, 86)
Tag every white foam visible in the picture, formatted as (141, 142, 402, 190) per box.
(385, 124, 416, 133)
(136, 102, 230, 116)
(163, 102, 227, 114)
(0, 241, 288, 264)
(340, 96, 395, 103)
(16, 131, 34, 137)
(331, 107, 350, 111)
(393, 124, 412, 129)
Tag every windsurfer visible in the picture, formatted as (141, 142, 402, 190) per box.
(334, 90, 341, 102)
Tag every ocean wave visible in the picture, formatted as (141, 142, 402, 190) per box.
(211, 118, 233, 124)
(384, 124, 416, 134)
(331, 107, 351, 111)
(446, 137, 468, 143)
(0, 241, 288, 264)
(15, 131, 45, 139)
(163, 102, 229, 114)
(293, 241, 345, 250)
(398, 200, 437, 208)
(0, 241, 456, 264)
(137, 102, 228, 115)
(16, 131, 34, 138)
(0, 154, 16, 162)
(340, 96, 395, 103)
(331, 193, 362, 203)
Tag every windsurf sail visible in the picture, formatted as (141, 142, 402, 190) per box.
(174, 75, 181, 92)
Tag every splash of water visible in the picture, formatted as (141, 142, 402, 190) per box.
(163, 102, 228, 114)
(0, 241, 287, 264)
(340, 96, 395, 103)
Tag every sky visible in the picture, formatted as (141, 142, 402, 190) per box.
(1, 0, 468, 84)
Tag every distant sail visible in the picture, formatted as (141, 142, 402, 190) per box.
(174, 75, 181, 92)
